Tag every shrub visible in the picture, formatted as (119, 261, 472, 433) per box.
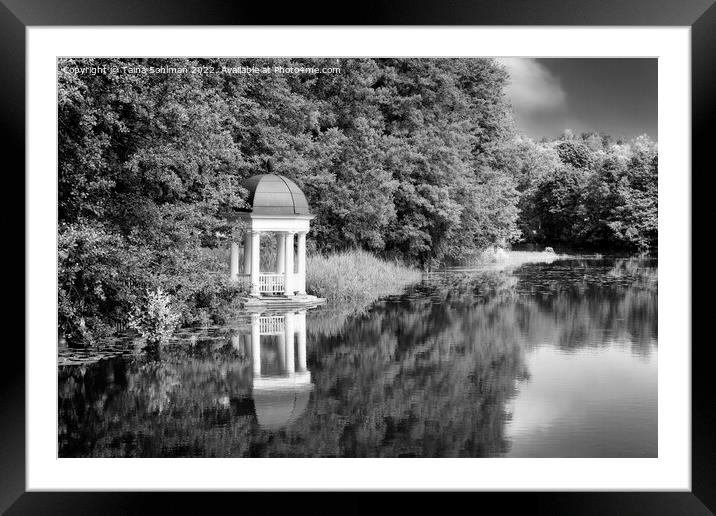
(58, 219, 249, 346)
(58, 222, 152, 346)
(150, 249, 249, 326)
(129, 287, 181, 346)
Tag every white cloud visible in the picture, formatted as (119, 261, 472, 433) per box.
(497, 58, 567, 113)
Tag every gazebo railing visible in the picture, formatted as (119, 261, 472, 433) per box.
(258, 273, 285, 295)
(259, 315, 285, 333)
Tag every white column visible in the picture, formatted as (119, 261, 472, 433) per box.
(230, 241, 239, 281)
(284, 311, 295, 373)
(296, 232, 307, 295)
(250, 231, 261, 297)
(243, 232, 251, 274)
(276, 233, 285, 273)
(297, 311, 307, 372)
(283, 231, 295, 296)
(277, 332, 286, 372)
(251, 315, 261, 376)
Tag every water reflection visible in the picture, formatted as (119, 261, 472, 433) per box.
(247, 311, 313, 431)
(58, 256, 657, 458)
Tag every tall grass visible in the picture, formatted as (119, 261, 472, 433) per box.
(306, 250, 422, 303)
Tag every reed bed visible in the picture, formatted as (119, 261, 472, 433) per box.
(306, 250, 422, 303)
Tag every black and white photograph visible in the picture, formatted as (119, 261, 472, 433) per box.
(56, 57, 658, 459)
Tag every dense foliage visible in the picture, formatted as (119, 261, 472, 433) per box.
(58, 58, 657, 345)
(503, 131, 658, 249)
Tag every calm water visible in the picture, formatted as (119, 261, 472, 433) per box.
(58, 256, 657, 457)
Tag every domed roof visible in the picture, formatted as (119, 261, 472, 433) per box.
(241, 174, 311, 216)
(253, 384, 312, 431)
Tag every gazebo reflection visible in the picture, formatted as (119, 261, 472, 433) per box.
(231, 310, 313, 431)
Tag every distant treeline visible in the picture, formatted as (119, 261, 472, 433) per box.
(507, 131, 657, 251)
(58, 57, 657, 344)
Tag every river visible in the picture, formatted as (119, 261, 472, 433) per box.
(58, 255, 657, 457)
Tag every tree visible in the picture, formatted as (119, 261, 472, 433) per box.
(555, 140, 594, 169)
(513, 133, 657, 249)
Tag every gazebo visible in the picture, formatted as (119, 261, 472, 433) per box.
(228, 174, 323, 306)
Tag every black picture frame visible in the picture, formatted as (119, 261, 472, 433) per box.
(5, 1, 713, 513)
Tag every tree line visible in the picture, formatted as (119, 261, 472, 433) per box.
(58, 57, 657, 344)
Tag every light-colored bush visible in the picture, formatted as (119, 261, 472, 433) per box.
(129, 287, 181, 346)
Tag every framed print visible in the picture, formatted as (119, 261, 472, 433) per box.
(6, 0, 714, 513)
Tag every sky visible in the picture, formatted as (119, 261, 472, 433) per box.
(498, 58, 657, 142)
